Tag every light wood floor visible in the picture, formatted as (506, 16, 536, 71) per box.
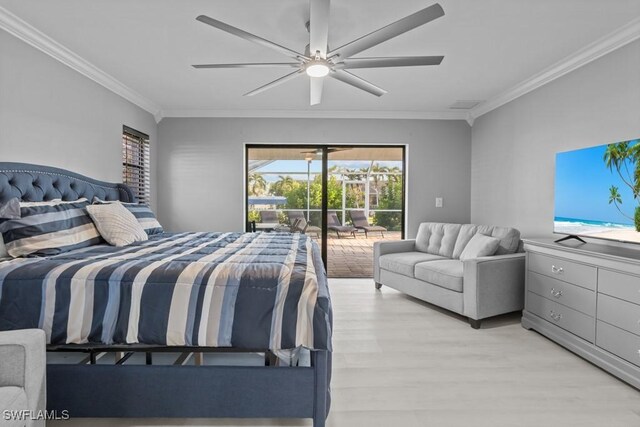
(51, 279, 640, 427)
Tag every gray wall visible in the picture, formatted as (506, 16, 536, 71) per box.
(157, 118, 471, 237)
(0, 30, 158, 210)
(471, 39, 640, 238)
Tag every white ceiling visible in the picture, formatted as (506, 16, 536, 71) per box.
(1, 0, 639, 118)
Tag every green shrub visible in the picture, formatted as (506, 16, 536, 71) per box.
(635, 206, 640, 232)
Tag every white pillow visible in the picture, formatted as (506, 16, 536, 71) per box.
(20, 198, 88, 207)
(86, 202, 148, 246)
(459, 233, 500, 261)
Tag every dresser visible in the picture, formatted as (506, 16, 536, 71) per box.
(522, 238, 640, 389)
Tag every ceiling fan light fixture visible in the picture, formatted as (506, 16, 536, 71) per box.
(305, 60, 330, 77)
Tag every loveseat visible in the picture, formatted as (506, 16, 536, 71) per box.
(374, 223, 525, 328)
(0, 329, 46, 427)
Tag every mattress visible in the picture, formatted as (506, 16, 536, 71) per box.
(0, 232, 332, 351)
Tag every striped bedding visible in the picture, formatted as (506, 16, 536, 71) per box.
(0, 232, 332, 351)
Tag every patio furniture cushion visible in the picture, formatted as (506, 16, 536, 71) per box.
(459, 233, 500, 261)
(378, 252, 445, 278)
(414, 259, 464, 292)
(414, 223, 462, 258)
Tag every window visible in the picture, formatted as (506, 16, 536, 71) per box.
(122, 126, 150, 204)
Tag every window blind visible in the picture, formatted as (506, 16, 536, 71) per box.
(122, 126, 150, 205)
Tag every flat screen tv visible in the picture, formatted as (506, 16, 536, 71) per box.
(555, 138, 640, 244)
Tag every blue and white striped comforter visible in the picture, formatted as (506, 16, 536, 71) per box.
(0, 232, 332, 351)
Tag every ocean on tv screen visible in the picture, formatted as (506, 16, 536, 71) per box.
(555, 139, 640, 244)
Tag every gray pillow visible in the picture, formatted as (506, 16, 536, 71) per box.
(0, 198, 20, 219)
(459, 233, 500, 261)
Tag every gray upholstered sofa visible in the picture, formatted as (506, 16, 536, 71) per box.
(0, 329, 46, 427)
(374, 223, 525, 328)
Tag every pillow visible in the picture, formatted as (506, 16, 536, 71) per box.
(0, 198, 20, 220)
(86, 202, 148, 246)
(0, 199, 102, 257)
(93, 198, 163, 235)
(20, 198, 88, 207)
(459, 233, 501, 261)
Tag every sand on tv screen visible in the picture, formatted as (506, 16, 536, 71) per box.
(555, 139, 640, 244)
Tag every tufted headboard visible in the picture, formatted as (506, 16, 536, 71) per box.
(0, 162, 136, 204)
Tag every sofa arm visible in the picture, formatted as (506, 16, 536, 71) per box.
(373, 240, 416, 283)
(462, 253, 526, 320)
(0, 329, 46, 425)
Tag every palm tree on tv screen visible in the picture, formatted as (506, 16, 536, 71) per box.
(604, 141, 640, 231)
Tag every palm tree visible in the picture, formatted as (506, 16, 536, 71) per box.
(248, 173, 267, 196)
(608, 185, 633, 221)
(603, 141, 640, 229)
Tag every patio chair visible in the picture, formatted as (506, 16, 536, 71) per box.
(349, 210, 387, 238)
(327, 212, 357, 238)
(288, 211, 321, 237)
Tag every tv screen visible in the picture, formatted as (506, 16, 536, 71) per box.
(555, 139, 640, 244)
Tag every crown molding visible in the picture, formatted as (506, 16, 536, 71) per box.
(468, 17, 640, 122)
(158, 108, 469, 121)
(0, 6, 162, 119)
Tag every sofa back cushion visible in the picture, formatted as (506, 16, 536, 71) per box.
(476, 225, 521, 255)
(418, 222, 522, 259)
(415, 223, 461, 258)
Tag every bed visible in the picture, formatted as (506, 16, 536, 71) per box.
(0, 162, 332, 426)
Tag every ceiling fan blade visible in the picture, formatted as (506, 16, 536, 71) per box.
(196, 15, 308, 61)
(328, 3, 444, 61)
(310, 0, 330, 58)
(193, 63, 300, 69)
(335, 55, 444, 69)
(329, 70, 387, 97)
(244, 70, 304, 97)
(310, 77, 324, 105)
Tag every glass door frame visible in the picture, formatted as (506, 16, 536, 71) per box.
(245, 143, 406, 268)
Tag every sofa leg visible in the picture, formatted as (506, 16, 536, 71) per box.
(375, 282, 382, 290)
(468, 318, 482, 329)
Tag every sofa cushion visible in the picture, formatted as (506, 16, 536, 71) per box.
(451, 224, 521, 257)
(452, 224, 478, 258)
(415, 223, 462, 258)
(414, 259, 464, 292)
(459, 233, 500, 261)
(379, 252, 446, 278)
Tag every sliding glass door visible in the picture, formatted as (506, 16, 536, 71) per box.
(246, 145, 405, 278)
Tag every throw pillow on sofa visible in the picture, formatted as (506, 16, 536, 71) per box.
(459, 233, 500, 261)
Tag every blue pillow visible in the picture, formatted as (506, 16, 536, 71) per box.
(0, 200, 103, 257)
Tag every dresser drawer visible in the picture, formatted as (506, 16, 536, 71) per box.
(526, 291, 595, 342)
(597, 321, 640, 368)
(528, 271, 595, 316)
(598, 269, 640, 305)
(597, 293, 640, 337)
(528, 252, 596, 290)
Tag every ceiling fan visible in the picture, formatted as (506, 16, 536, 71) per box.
(192, 1, 445, 105)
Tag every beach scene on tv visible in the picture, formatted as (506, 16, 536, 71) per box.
(555, 138, 640, 244)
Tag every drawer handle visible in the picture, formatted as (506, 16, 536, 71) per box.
(549, 310, 563, 321)
(550, 288, 563, 298)
(551, 265, 564, 274)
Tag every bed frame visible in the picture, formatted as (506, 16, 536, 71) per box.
(0, 162, 331, 427)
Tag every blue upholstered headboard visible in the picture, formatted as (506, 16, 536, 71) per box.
(0, 162, 135, 204)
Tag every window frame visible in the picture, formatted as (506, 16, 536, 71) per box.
(122, 125, 150, 205)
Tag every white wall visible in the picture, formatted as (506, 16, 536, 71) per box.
(0, 30, 158, 210)
(471, 39, 640, 238)
(157, 118, 471, 237)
